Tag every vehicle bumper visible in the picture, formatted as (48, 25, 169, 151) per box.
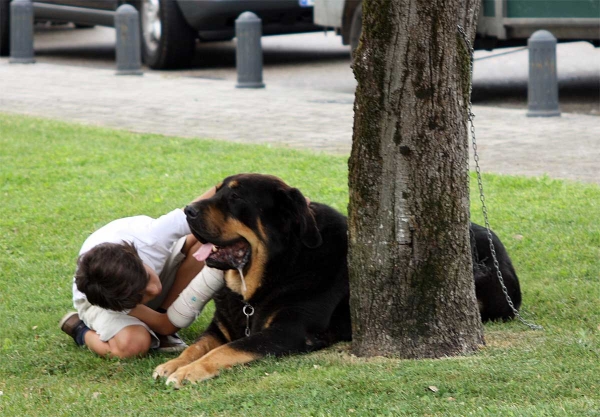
(176, 0, 319, 34)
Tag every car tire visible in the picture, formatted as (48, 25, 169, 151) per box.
(349, 3, 362, 57)
(140, 0, 196, 69)
(0, 0, 10, 57)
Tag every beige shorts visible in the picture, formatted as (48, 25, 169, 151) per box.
(75, 236, 187, 348)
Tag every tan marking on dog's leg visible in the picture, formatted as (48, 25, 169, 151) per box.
(165, 345, 260, 387)
(262, 311, 278, 329)
(217, 321, 232, 342)
(152, 334, 222, 380)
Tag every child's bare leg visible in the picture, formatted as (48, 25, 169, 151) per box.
(160, 235, 204, 309)
(84, 325, 152, 358)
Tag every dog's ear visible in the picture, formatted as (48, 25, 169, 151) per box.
(281, 187, 322, 248)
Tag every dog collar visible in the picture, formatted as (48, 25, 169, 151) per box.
(243, 302, 254, 337)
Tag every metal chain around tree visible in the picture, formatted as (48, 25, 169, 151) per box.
(457, 25, 543, 331)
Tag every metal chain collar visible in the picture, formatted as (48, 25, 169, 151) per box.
(457, 25, 543, 331)
(243, 302, 255, 337)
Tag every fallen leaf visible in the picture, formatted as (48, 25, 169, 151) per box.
(428, 386, 439, 393)
(32, 326, 38, 330)
(92, 392, 101, 400)
(313, 364, 320, 369)
(447, 397, 455, 401)
(513, 234, 524, 241)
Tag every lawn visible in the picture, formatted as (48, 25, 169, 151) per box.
(0, 113, 598, 416)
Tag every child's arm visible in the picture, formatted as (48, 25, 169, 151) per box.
(129, 305, 179, 335)
(167, 267, 224, 328)
(129, 266, 225, 334)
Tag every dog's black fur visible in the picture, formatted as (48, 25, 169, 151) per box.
(470, 223, 522, 321)
(153, 174, 521, 386)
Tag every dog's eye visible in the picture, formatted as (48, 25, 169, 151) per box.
(230, 193, 241, 201)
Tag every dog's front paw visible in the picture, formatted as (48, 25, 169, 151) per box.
(152, 358, 189, 381)
(165, 362, 218, 388)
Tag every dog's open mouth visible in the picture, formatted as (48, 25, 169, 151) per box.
(192, 239, 251, 271)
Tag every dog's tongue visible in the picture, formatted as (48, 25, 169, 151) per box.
(192, 243, 215, 262)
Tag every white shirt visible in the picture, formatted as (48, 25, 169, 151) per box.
(72, 209, 190, 303)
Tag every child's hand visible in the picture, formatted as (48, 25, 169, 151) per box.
(129, 305, 179, 335)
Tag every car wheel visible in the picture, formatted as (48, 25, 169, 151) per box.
(349, 3, 362, 58)
(0, 0, 10, 57)
(141, 0, 196, 69)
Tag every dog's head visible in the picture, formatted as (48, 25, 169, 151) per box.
(185, 174, 322, 296)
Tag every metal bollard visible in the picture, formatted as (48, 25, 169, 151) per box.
(10, 0, 35, 64)
(115, 4, 142, 75)
(235, 12, 265, 88)
(527, 30, 560, 117)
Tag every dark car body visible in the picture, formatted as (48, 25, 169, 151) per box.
(0, 0, 319, 68)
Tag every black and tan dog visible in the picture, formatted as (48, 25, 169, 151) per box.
(153, 173, 521, 387)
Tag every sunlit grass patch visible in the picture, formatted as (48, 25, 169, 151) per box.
(1, 113, 598, 417)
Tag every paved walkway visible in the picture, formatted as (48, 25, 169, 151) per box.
(0, 59, 598, 184)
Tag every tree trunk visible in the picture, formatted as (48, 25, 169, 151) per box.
(348, 0, 484, 358)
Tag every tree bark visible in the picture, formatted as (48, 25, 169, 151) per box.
(348, 0, 484, 358)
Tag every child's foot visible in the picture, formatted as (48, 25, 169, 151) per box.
(154, 333, 188, 353)
(59, 312, 90, 346)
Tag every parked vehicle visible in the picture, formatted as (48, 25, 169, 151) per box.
(313, 0, 600, 52)
(0, 0, 319, 68)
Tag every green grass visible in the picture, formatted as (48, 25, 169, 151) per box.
(0, 113, 599, 417)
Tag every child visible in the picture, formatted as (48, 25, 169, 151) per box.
(60, 187, 223, 358)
